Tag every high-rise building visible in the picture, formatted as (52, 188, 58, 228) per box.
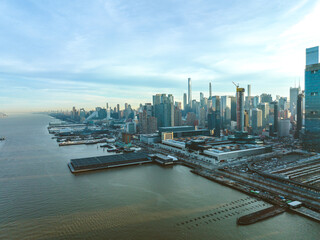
(247, 84, 251, 97)
(295, 93, 304, 139)
(188, 78, 192, 107)
(174, 106, 182, 126)
(252, 108, 262, 134)
(139, 107, 157, 134)
(270, 101, 279, 134)
(199, 107, 206, 127)
(153, 94, 174, 128)
(258, 102, 269, 128)
(183, 93, 187, 110)
(236, 87, 245, 131)
(209, 82, 212, 99)
(200, 92, 204, 107)
(126, 122, 136, 134)
(153, 94, 161, 105)
(304, 46, 320, 150)
(220, 96, 231, 129)
(306, 46, 319, 65)
(230, 96, 237, 121)
(186, 112, 196, 126)
(260, 93, 272, 103)
(278, 97, 287, 111)
(208, 108, 220, 137)
(290, 87, 300, 119)
(252, 96, 260, 108)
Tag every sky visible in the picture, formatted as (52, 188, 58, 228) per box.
(1, 0, 320, 113)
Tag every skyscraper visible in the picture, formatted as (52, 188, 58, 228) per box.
(188, 78, 192, 107)
(306, 46, 319, 65)
(209, 82, 212, 99)
(183, 93, 187, 110)
(290, 87, 300, 119)
(260, 93, 272, 103)
(220, 96, 231, 129)
(200, 92, 204, 107)
(236, 87, 245, 131)
(153, 94, 174, 128)
(252, 108, 262, 134)
(295, 93, 304, 139)
(304, 46, 320, 150)
(247, 84, 251, 97)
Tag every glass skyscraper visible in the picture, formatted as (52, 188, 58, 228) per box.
(304, 46, 320, 151)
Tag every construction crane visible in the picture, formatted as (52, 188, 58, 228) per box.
(232, 81, 239, 89)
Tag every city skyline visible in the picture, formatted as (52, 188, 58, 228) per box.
(1, 0, 320, 112)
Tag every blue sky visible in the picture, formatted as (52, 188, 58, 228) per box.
(1, 0, 320, 112)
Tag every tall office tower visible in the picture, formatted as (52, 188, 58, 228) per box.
(258, 102, 269, 128)
(253, 96, 260, 108)
(139, 110, 148, 133)
(244, 110, 249, 130)
(304, 46, 320, 149)
(270, 101, 279, 133)
(139, 109, 157, 134)
(200, 92, 204, 107)
(199, 107, 206, 127)
(252, 108, 262, 134)
(207, 109, 215, 131)
(186, 112, 196, 126)
(247, 84, 251, 97)
(236, 87, 245, 131)
(278, 97, 287, 111)
(290, 87, 301, 119)
(188, 78, 192, 107)
(209, 82, 212, 99)
(125, 103, 128, 110)
(306, 46, 319, 65)
(210, 96, 221, 137)
(175, 101, 182, 109)
(260, 93, 272, 103)
(153, 94, 174, 128)
(168, 94, 174, 104)
(220, 96, 231, 129)
(106, 103, 109, 110)
(183, 93, 187, 110)
(117, 104, 120, 113)
(295, 93, 304, 138)
(174, 106, 182, 126)
(153, 94, 161, 105)
(147, 116, 158, 133)
(230, 96, 237, 121)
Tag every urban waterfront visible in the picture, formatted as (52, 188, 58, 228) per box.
(0, 114, 319, 239)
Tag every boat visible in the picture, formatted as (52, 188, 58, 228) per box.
(123, 148, 135, 153)
(100, 144, 113, 148)
(107, 148, 118, 152)
(0, 137, 5, 141)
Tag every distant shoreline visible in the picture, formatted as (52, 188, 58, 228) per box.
(0, 112, 8, 118)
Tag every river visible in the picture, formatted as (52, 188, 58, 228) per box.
(0, 114, 319, 239)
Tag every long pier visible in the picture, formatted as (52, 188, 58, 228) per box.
(237, 206, 286, 225)
(68, 152, 152, 173)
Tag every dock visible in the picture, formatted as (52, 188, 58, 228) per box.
(237, 206, 286, 225)
(68, 152, 152, 173)
(290, 207, 320, 222)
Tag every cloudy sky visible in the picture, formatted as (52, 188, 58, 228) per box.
(1, 0, 320, 112)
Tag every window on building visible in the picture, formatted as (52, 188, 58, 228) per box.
(310, 111, 317, 115)
(311, 92, 319, 96)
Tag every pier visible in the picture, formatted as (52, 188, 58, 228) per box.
(237, 206, 286, 225)
(68, 152, 152, 173)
